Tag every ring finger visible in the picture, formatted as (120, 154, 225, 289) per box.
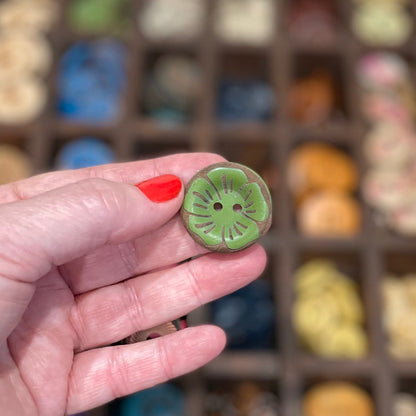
(60, 216, 209, 294)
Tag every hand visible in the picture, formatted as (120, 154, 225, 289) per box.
(0, 153, 267, 416)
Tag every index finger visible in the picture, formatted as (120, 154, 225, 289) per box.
(0, 152, 226, 204)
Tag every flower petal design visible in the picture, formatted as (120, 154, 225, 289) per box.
(188, 214, 223, 246)
(183, 177, 218, 216)
(239, 182, 269, 222)
(223, 216, 259, 250)
(206, 166, 249, 197)
(181, 162, 272, 252)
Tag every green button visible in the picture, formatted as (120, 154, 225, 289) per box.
(181, 162, 272, 252)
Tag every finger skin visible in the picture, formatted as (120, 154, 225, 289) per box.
(0, 177, 183, 343)
(70, 244, 267, 350)
(61, 216, 209, 294)
(0, 177, 184, 281)
(67, 326, 226, 414)
(0, 153, 225, 204)
(0, 344, 37, 416)
(6, 269, 75, 416)
(0, 153, 225, 297)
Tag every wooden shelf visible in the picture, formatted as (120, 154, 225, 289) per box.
(204, 351, 279, 380)
(298, 356, 375, 377)
(7, 0, 416, 415)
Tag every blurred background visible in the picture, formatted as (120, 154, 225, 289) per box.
(2, 0, 416, 415)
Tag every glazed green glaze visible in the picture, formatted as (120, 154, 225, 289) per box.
(183, 166, 269, 250)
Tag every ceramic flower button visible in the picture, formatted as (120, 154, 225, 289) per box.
(181, 162, 272, 252)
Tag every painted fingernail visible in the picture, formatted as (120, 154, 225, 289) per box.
(136, 174, 182, 202)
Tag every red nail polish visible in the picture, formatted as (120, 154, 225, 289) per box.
(136, 174, 182, 203)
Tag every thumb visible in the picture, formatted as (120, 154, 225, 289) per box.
(0, 175, 182, 341)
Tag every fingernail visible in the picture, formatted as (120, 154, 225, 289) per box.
(136, 174, 182, 203)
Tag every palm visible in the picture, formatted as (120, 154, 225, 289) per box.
(6, 268, 76, 416)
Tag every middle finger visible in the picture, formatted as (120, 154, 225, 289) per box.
(61, 216, 207, 294)
(69, 244, 267, 351)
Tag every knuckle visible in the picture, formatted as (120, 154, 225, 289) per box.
(186, 261, 204, 306)
(106, 348, 130, 399)
(122, 279, 146, 331)
(157, 337, 175, 381)
(68, 300, 88, 351)
(73, 178, 126, 218)
(116, 241, 138, 278)
(76, 178, 116, 198)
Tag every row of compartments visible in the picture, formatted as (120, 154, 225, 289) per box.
(92, 375, 416, 416)
(60, 0, 416, 52)
(49, 48, 355, 127)
(48, 46, 416, 126)
(10, 43, 404, 127)
(5, 134, 416, 242)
